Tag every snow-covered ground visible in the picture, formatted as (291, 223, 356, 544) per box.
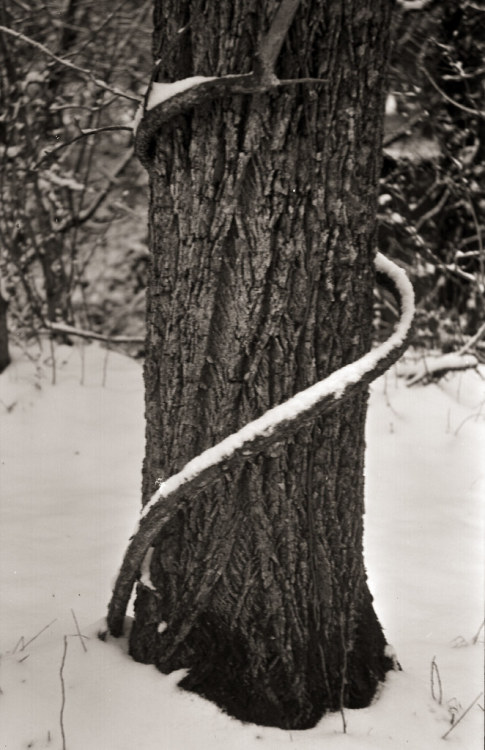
(0, 343, 483, 749)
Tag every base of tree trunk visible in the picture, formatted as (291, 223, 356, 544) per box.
(0, 292, 10, 374)
(129, 583, 394, 729)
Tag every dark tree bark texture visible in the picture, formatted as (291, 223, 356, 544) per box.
(0, 288, 10, 373)
(129, 0, 396, 729)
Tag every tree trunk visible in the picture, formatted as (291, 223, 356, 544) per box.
(0, 287, 10, 373)
(129, 0, 395, 729)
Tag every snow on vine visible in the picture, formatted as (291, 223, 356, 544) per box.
(147, 77, 218, 111)
(141, 252, 414, 519)
(106, 251, 414, 637)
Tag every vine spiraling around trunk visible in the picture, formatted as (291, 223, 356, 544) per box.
(106, 252, 414, 637)
(107, 4, 413, 637)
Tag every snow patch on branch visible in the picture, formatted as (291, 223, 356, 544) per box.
(147, 77, 218, 111)
(141, 253, 414, 520)
(139, 547, 156, 591)
(405, 352, 478, 386)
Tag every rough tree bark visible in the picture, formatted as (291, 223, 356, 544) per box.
(128, 0, 398, 730)
(0, 287, 10, 373)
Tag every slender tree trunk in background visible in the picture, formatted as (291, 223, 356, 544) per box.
(0, 288, 10, 372)
(130, 0, 395, 729)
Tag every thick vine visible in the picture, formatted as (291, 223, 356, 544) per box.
(106, 253, 414, 637)
(106, 1, 415, 639)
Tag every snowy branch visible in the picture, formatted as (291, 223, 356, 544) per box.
(106, 253, 415, 637)
(405, 352, 478, 387)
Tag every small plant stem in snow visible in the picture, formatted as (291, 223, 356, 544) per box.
(430, 656, 443, 704)
(12, 636, 25, 654)
(102, 345, 110, 387)
(71, 609, 87, 652)
(79, 342, 85, 386)
(471, 619, 484, 644)
(454, 399, 485, 436)
(441, 692, 483, 739)
(59, 636, 68, 750)
(48, 337, 56, 386)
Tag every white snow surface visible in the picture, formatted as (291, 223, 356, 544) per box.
(143, 253, 414, 518)
(0, 342, 483, 749)
(147, 76, 218, 111)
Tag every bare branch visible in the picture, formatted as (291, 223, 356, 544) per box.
(422, 65, 485, 119)
(36, 126, 133, 165)
(0, 24, 141, 103)
(415, 187, 450, 231)
(41, 321, 144, 345)
(54, 148, 134, 232)
(256, 0, 302, 78)
(458, 321, 485, 356)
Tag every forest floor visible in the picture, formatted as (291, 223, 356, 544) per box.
(0, 342, 483, 750)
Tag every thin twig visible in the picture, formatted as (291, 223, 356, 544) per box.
(41, 321, 144, 344)
(53, 148, 134, 232)
(430, 656, 442, 704)
(458, 322, 485, 356)
(102, 345, 110, 387)
(471, 619, 484, 645)
(0, 24, 141, 103)
(441, 692, 483, 739)
(12, 636, 25, 654)
(70, 609, 87, 653)
(21, 619, 57, 651)
(59, 636, 68, 750)
(48, 336, 57, 385)
(422, 65, 485, 119)
(454, 399, 485, 436)
(415, 187, 450, 232)
(36, 126, 133, 165)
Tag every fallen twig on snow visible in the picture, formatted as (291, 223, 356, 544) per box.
(18, 618, 57, 652)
